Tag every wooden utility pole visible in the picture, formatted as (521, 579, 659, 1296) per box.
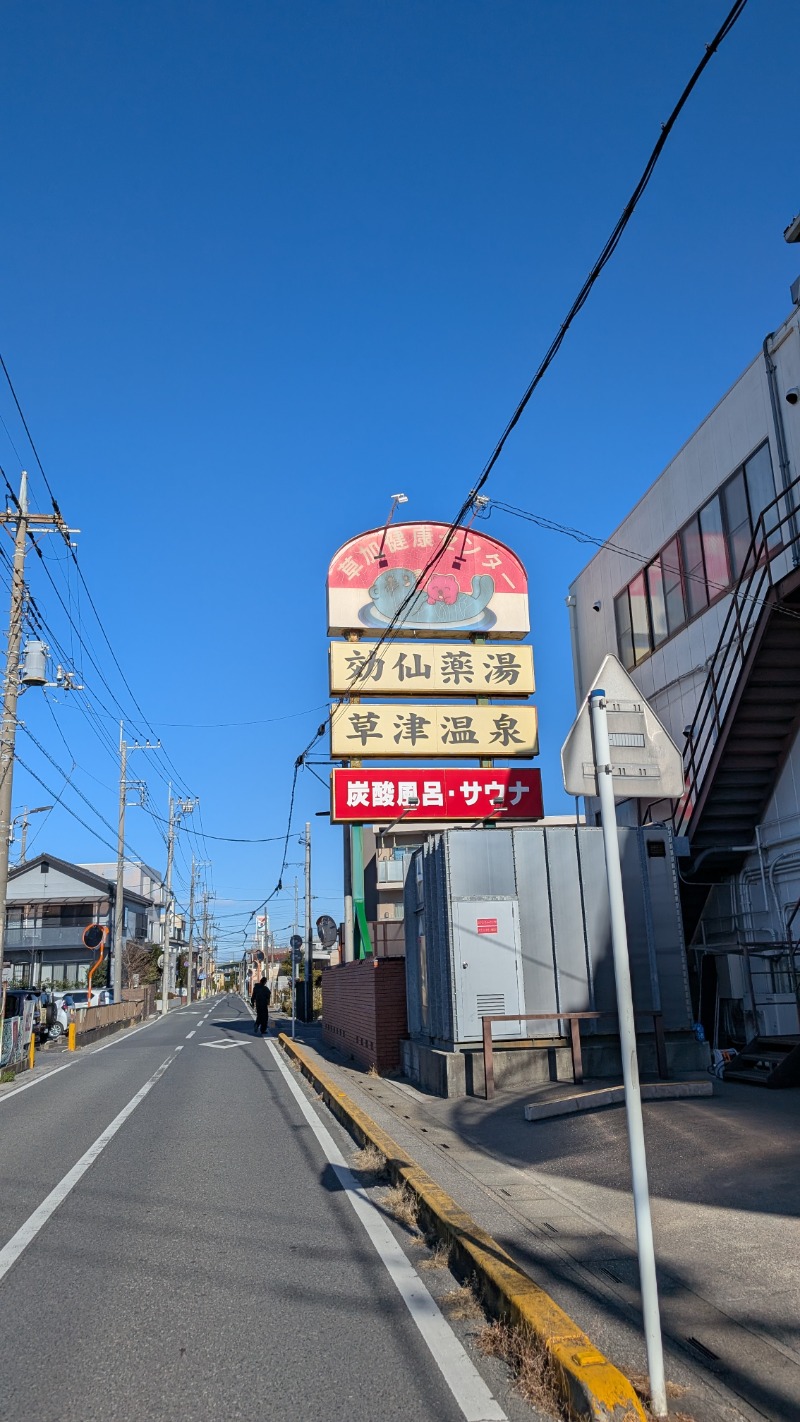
(0, 473, 76, 1025)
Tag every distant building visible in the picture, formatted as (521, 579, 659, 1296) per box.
(569, 282, 800, 1047)
(4, 854, 156, 989)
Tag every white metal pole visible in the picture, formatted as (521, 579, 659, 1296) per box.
(589, 688, 668, 1419)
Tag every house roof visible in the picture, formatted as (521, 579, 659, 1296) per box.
(7, 853, 152, 906)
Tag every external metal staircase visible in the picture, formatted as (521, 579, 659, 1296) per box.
(723, 1034, 800, 1087)
(675, 477, 800, 887)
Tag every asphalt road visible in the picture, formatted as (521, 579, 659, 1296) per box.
(0, 997, 518, 1422)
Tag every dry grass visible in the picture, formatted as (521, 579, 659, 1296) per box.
(628, 1373, 695, 1422)
(419, 1240, 450, 1271)
(441, 1281, 484, 1322)
(351, 1143, 387, 1178)
(478, 1320, 563, 1418)
(383, 1182, 420, 1233)
(366, 1062, 381, 1078)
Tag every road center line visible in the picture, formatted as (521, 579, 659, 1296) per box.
(266, 1040, 507, 1422)
(186, 1030, 195, 1039)
(0, 1052, 178, 1284)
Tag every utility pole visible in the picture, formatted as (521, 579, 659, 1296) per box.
(292, 875, 298, 1039)
(186, 856, 196, 1005)
(114, 730, 126, 1005)
(0, 471, 29, 1023)
(304, 821, 313, 1022)
(161, 789, 175, 1016)
(160, 789, 196, 1013)
(0, 474, 78, 1026)
(201, 888, 209, 1000)
(113, 726, 159, 1004)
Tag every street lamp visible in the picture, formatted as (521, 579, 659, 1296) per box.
(12, 804, 53, 862)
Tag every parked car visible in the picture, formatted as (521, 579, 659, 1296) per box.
(53, 988, 112, 1010)
(7, 989, 69, 1040)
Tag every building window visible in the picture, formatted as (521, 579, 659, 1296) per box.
(614, 590, 634, 671)
(613, 441, 776, 667)
(722, 471, 751, 579)
(646, 560, 667, 647)
(662, 538, 685, 634)
(681, 515, 709, 618)
(699, 494, 730, 595)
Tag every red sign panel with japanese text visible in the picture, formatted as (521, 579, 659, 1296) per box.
(327, 522, 529, 639)
(330, 768, 544, 822)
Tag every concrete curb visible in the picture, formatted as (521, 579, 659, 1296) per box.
(279, 1033, 646, 1422)
(524, 1079, 713, 1121)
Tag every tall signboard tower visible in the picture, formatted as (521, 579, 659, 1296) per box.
(326, 517, 542, 958)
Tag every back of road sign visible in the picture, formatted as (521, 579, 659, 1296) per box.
(561, 654, 685, 799)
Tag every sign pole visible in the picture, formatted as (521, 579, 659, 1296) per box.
(589, 688, 668, 1419)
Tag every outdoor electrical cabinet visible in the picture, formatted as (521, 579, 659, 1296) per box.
(404, 824, 692, 1052)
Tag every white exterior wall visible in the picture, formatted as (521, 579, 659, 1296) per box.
(8, 863, 110, 905)
(568, 304, 800, 1035)
(570, 309, 800, 748)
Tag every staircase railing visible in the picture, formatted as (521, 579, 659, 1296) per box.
(674, 473, 800, 839)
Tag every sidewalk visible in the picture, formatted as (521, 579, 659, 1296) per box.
(279, 1016, 800, 1422)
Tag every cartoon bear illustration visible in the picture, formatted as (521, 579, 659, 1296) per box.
(425, 573, 459, 605)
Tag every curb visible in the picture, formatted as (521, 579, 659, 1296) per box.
(279, 1032, 646, 1422)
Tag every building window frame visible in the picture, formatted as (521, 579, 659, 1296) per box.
(613, 440, 777, 670)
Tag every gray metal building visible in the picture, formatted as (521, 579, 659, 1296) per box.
(402, 824, 698, 1095)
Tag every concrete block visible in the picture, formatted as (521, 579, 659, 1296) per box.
(524, 1078, 713, 1121)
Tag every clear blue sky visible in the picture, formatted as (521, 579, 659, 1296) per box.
(1, 1, 798, 957)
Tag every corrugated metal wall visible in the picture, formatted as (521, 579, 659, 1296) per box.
(405, 824, 691, 1048)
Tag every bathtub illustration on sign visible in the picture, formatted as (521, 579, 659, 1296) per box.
(365, 568, 496, 629)
(327, 521, 530, 639)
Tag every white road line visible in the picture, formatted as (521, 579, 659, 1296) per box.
(0, 1052, 177, 1283)
(186, 1031, 196, 1039)
(0, 1059, 76, 1104)
(89, 1015, 164, 1056)
(0, 1014, 169, 1107)
(267, 1042, 507, 1422)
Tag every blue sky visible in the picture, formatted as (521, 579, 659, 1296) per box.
(1, 1, 798, 958)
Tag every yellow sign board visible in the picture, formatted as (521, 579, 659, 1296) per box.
(330, 703, 538, 759)
(329, 641, 534, 697)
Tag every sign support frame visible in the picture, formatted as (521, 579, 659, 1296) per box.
(590, 688, 668, 1419)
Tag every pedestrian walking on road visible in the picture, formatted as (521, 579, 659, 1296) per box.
(250, 978, 271, 1036)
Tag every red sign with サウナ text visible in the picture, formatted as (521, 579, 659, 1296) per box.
(330, 767, 543, 823)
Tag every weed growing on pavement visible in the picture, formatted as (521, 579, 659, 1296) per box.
(366, 1063, 380, 1078)
(629, 1373, 694, 1422)
(0, 1071, 15, 1084)
(351, 1144, 387, 1179)
(478, 1320, 562, 1418)
(419, 1240, 450, 1271)
(383, 1182, 420, 1233)
(441, 1280, 484, 1322)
